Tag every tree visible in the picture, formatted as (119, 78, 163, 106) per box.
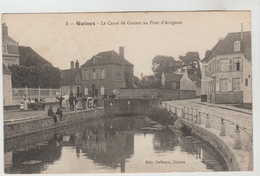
(178, 51, 201, 78)
(141, 75, 161, 88)
(152, 55, 182, 80)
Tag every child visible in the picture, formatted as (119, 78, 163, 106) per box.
(20, 101, 24, 111)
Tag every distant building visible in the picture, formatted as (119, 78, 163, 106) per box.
(2, 23, 20, 66)
(3, 64, 12, 105)
(161, 70, 201, 96)
(180, 68, 201, 96)
(60, 60, 81, 96)
(201, 31, 251, 104)
(81, 47, 134, 98)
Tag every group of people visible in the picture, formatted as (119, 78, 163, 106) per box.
(48, 105, 63, 124)
(20, 94, 46, 111)
(68, 93, 98, 111)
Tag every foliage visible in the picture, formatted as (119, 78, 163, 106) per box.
(133, 76, 142, 88)
(141, 75, 161, 89)
(152, 55, 182, 80)
(178, 51, 201, 78)
(149, 107, 177, 126)
(8, 64, 60, 88)
(124, 72, 134, 88)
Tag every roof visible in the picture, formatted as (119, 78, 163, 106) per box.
(2, 64, 12, 75)
(188, 74, 201, 87)
(201, 40, 223, 62)
(244, 41, 251, 62)
(81, 50, 133, 67)
(202, 31, 251, 62)
(60, 68, 81, 86)
(2, 35, 19, 55)
(18, 46, 52, 67)
(164, 73, 183, 82)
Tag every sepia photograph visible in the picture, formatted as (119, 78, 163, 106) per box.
(1, 11, 255, 174)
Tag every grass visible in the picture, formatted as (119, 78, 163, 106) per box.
(148, 107, 178, 127)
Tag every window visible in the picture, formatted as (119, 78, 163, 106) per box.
(92, 69, 97, 79)
(84, 70, 89, 80)
(101, 68, 106, 79)
(245, 78, 248, 86)
(204, 66, 208, 76)
(220, 78, 228, 92)
(2, 45, 7, 53)
(232, 78, 241, 91)
(233, 57, 243, 71)
(234, 41, 241, 51)
(172, 83, 176, 89)
(100, 86, 105, 95)
(220, 58, 228, 71)
(75, 75, 81, 84)
(84, 87, 88, 95)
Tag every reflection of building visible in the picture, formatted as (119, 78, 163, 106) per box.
(81, 47, 134, 98)
(153, 131, 178, 151)
(2, 23, 20, 66)
(60, 60, 82, 96)
(201, 30, 251, 104)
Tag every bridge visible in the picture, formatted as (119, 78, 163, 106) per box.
(161, 102, 253, 171)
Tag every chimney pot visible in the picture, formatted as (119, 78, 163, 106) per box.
(71, 61, 74, 69)
(119, 47, 124, 58)
(75, 60, 79, 69)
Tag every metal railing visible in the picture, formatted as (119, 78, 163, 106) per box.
(160, 102, 253, 151)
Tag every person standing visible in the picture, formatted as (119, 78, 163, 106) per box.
(69, 93, 74, 111)
(56, 106, 63, 121)
(23, 94, 28, 111)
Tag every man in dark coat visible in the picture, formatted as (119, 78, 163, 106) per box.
(69, 93, 74, 111)
(48, 106, 57, 123)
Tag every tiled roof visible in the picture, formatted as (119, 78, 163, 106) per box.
(81, 50, 133, 67)
(202, 31, 251, 62)
(60, 68, 81, 86)
(188, 74, 201, 87)
(244, 41, 251, 62)
(201, 40, 223, 62)
(3, 63, 12, 75)
(18, 46, 52, 67)
(164, 73, 183, 82)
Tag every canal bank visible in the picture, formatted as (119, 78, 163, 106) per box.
(4, 108, 105, 139)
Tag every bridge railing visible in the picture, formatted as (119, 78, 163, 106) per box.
(160, 102, 253, 151)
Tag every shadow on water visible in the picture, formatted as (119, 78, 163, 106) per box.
(4, 116, 227, 173)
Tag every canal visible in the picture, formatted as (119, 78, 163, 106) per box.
(4, 116, 227, 173)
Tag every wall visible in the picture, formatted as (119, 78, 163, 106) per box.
(104, 99, 158, 116)
(2, 55, 20, 66)
(3, 74, 13, 105)
(4, 108, 105, 139)
(119, 88, 196, 101)
(180, 71, 195, 91)
(213, 92, 243, 104)
(243, 58, 252, 104)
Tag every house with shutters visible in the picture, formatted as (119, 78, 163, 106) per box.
(201, 31, 251, 104)
(81, 47, 134, 98)
(60, 60, 82, 96)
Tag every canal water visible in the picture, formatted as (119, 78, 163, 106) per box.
(4, 116, 227, 174)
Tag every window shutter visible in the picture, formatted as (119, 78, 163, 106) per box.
(216, 79, 219, 91)
(104, 68, 106, 79)
(216, 60, 219, 72)
(228, 78, 232, 91)
(82, 70, 85, 80)
(241, 58, 243, 70)
(229, 58, 233, 71)
(97, 69, 101, 79)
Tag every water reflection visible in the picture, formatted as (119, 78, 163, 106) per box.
(4, 117, 227, 173)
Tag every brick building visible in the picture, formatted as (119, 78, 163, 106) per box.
(81, 47, 134, 98)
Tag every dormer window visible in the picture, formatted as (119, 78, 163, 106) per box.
(234, 41, 241, 51)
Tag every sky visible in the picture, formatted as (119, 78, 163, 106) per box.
(2, 12, 251, 78)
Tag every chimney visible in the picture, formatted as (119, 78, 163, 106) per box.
(71, 61, 74, 69)
(2, 23, 8, 36)
(75, 60, 79, 69)
(241, 23, 243, 39)
(119, 47, 124, 58)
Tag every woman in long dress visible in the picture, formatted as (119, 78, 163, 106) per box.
(23, 94, 28, 111)
(76, 96, 83, 110)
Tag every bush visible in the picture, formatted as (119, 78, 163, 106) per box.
(149, 107, 177, 126)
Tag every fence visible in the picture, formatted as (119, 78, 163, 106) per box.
(12, 87, 61, 105)
(160, 102, 253, 151)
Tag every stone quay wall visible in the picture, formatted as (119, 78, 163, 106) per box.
(4, 108, 105, 140)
